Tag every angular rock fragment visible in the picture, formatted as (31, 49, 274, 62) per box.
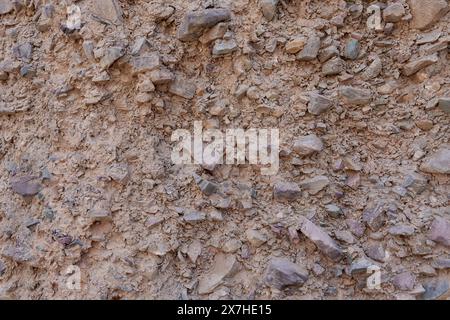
(432, 258, 450, 270)
(145, 216, 164, 229)
(0, 259, 5, 275)
(393, 271, 416, 291)
(409, 0, 449, 30)
(308, 93, 333, 115)
(177, 9, 231, 42)
(2, 245, 34, 263)
(322, 57, 345, 76)
(198, 253, 238, 294)
(422, 278, 449, 300)
(319, 45, 339, 63)
(420, 147, 450, 174)
(273, 181, 301, 201)
(246, 229, 267, 247)
(364, 242, 386, 262)
(107, 163, 130, 184)
(346, 218, 366, 238)
(199, 22, 228, 44)
(298, 216, 343, 261)
(343, 39, 360, 60)
(293, 134, 323, 156)
(92, 0, 123, 25)
(260, 0, 279, 21)
(187, 240, 202, 263)
(437, 97, 450, 114)
(13, 43, 33, 62)
(183, 211, 206, 224)
(285, 37, 306, 54)
(130, 53, 161, 74)
(0, 0, 14, 15)
(427, 217, 450, 247)
(149, 68, 174, 85)
(100, 46, 124, 70)
(325, 204, 343, 218)
(362, 202, 386, 231)
(339, 86, 372, 105)
(299, 175, 329, 195)
(212, 39, 238, 56)
(388, 224, 415, 236)
(297, 36, 320, 61)
(192, 173, 219, 196)
(11, 175, 42, 197)
(264, 257, 308, 290)
(169, 78, 197, 99)
(402, 54, 439, 76)
(362, 56, 382, 80)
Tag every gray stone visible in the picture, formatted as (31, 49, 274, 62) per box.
(169, 78, 197, 99)
(264, 257, 308, 290)
(2, 245, 34, 263)
(0, 259, 5, 275)
(183, 211, 206, 223)
(149, 68, 174, 85)
(299, 175, 329, 195)
(402, 54, 439, 76)
(293, 134, 324, 156)
(100, 46, 124, 70)
(297, 36, 321, 61)
(348, 258, 373, 276)
(409, 0, 449, 30)
(339, 86, 372, 105)
(177, 9, 232, 42)
(199, 22, 228, 44)
(319, 45, 339, 63)
(92, 0, 123, 25)
(393, 271, 416, 291)
(308, 93, 333, 115)
(298, 216, 343, 261)
(193, 173, 219, 195)
(432, 258, 450, 270)
(437, 97, 450, 113)
(402, 172, 428, 194)
(420, 148, 450, 174)
(322, 57, 346, 76)
(11, 175, 42, 196)
(343, 39, 360, 60)
(346, 219, 366, 238)
(362, 202, 386, 231)
(246, 229, 267, 247)
(212, 39, 238, 56)
(325, 204, 343, 218)
(0, 0, 14, 15)
(198, 254, 238, 294)
(364, 242, 386, 262)
(273, 182, 301, 201)
(388, 224, 415, 236)
(130, 53, 161, 74)
(427, 217, 450, 247)
(422, 278, 449, 300)
(362, 56, 382, 80)
(107, 163, 130, 184)
(260, 0, 279, 21)
(383, 3, 405, 22)
(13, 42, 33, 62)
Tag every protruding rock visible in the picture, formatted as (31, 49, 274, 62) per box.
(420, 148, 450, 174)
(322, 57, 346, 76)
(393, 271, 416, 291)
(198, 253, 238, 294)
(437, 97, 450, 114)
(339, 86, 372, 105)
(92, 0, 123, 25)
(2, 245, 34, 263)
(11, 175, 42, 197)
(308, 93, 333, 115)
(285, 37, 306, 54)
(388, 225, 415, 236)
(293, 134, 323, 156)
(149, 68, 174, 85)
(169, 78, 197, 99)
(273, 182, 301, 201)
(259, 0, 279, 21)
(422, 278, 449, 300)
(362, 202, 386, 231)
(264, 257, 309, 290)
(298, 216, 343, 261)
(383, 3, 405, 22)
(0, 0, 14, 15)
(130, 53, 161, 74)
(183, 211, 206, 224)
(299, 175, 329, 195)
(428, 217, 450, 247)
(362, 56, 382, 80)
(297, 36, 320, 61)
(107, 163, 130, 184)
(177, 9, 232, 42)
(364, 242, 386, 262)
(100, 46, 124, 70)
(193, 173, 219, 195)
(212, 39, 238, 56)
(409, 0, 449, 30)
(402, 54, 439, 76)
(246, 229, 267, 247)
(343, 39, 360, 60)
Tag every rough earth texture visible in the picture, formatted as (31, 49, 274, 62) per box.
(0, 0, 449, 300)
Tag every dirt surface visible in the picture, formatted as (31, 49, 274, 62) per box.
(0, 0, 449, 300)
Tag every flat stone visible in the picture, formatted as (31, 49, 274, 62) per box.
(417, 29, 442, 44)
(149, 68, 174, 85)
(130, 53, 161, 74)
(169, 78, 197, 99)
(362, 202, 386, 231)
(319, 45, 339, 63)
(322, 57, 346, 76)
(437, 97, 450, 113)
(2, 245, 34, 263)
(339, 86, 372, 105)
(0, 259, 5, 275)
(409, 0, 449, 30)
(402, 54, 439, 76)
(308, 93, 333, 115)
(212, 39, 238, 56)
(92, 0, 123, 25)
(107, 163, 130, 184)
(420, 148, 450, 174)
(297, 36, 320, 61)
(432, 258, 450, 269)
(346, 218, 366, 238)
(402, 172, 428, 194)
(299, 175, 329, 195)
(422, 278, 449, 300)
(183, 211, 206, 224)
(13, 42, 33, 62)
(343, 39, 360, 60)
(325, 204, 343, 218)
(393, 271, 416, 291)
(11, 175, 42, 196)
(388, 224, 415, 236)
(260, 0, 279, 21)
(298, 216, 343, 261)
(199, 22, 228, 44)
(285, 37, 306, 54)
(264, 257, 308, 290)
(364, 242, 386, 262)
(177, 9, 231, 42)
(383, 3, 405, 22)
(145, 216, 164, 229)
(198, 253, 238, 294)
(187, 240, 202, 263)
(100, 46, 124, 70)
(293, 134, 324, 156)
(273, 181, 301, 201)
(362, 56, 382, 80)
(427, 217, 450, 247)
